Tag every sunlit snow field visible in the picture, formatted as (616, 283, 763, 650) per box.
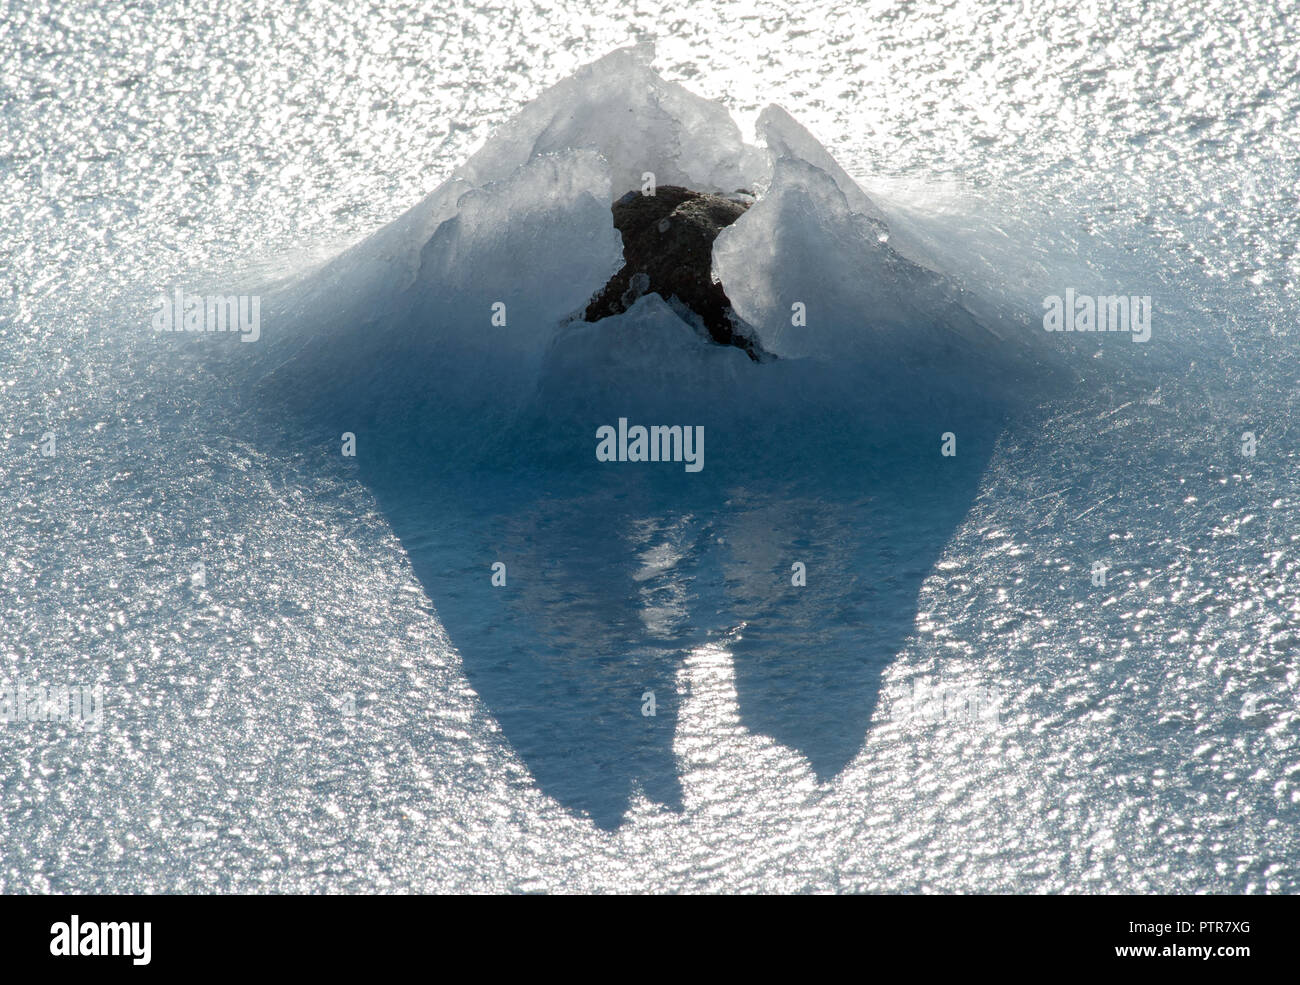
(2, 0, 1299, 893)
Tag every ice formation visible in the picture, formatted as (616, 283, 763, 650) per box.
(255, 41, 1045, 464)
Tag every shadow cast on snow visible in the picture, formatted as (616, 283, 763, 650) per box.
(355, 378, 1000, 829)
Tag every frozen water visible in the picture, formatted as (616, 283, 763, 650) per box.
(455, 42, 767, 198)
(714, 151, 997, 364)
(2, 1, 1299, 894)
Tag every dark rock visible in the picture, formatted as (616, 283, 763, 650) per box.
(584, 185, 768, 361)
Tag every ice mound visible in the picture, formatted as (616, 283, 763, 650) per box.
(253, 41, 1045, 463)
(454, 42, 767, 197)
(714, 111, 1001, 363)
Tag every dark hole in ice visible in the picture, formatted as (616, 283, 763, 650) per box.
(583, 185, 771, 362)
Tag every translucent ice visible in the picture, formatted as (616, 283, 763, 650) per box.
(456, 42, 768, 196)
(257, 41, 1048, 456)
(714, 109, 1005, 367)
